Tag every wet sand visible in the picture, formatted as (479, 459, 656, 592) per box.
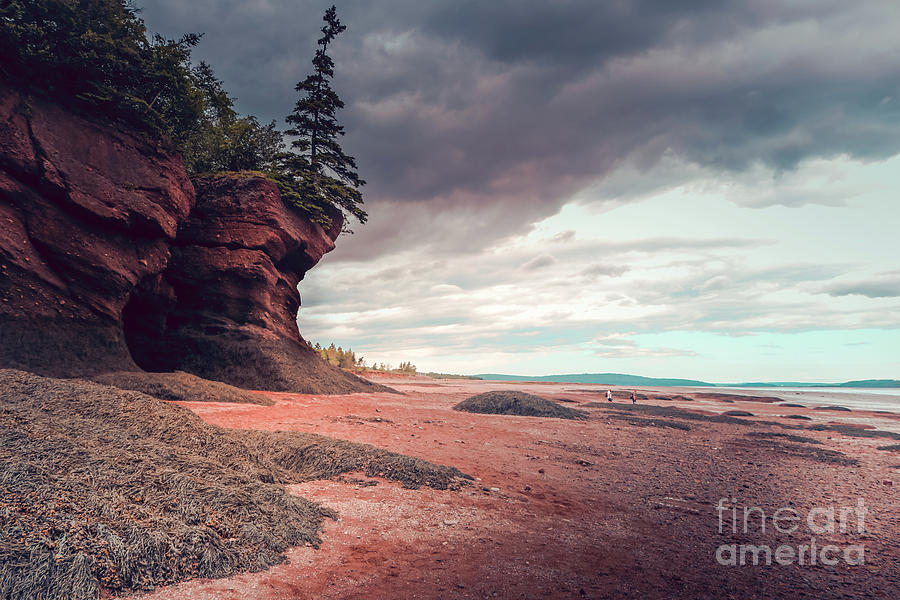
(675, 386, 900, 417)
(135, 378, 900, 600)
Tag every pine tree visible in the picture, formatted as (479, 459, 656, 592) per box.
(325, 343, 338, 366)
(338, 348, 355, 369)
(281, 5, 366, 228)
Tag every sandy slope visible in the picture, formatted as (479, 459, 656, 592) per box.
(134, 378, 900, 600)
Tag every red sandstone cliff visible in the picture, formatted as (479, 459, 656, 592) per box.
(127, 174, 380, 393)
(0, 86, 193, 374)
(0, 86, 381, 394)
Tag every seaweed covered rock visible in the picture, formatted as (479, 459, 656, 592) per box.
(454, 390, 589, 420)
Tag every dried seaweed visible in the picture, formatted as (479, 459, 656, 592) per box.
(454, 391, 589, 420)
(0, 370, 469, 600)
(89, 371, 273, 405)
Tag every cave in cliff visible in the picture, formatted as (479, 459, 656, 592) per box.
(118, 174, 382, 394)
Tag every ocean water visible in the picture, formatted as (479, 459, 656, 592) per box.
(712, 386, 900, 413)
(715, 386, 900, 396)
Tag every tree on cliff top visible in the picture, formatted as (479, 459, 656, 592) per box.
(278, 5, 367, 228)
(2, 1, 364, 229)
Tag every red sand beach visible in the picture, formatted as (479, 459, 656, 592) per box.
(135, 378, 900, 600)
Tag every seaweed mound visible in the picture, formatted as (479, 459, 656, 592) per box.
(89, 370, 274, 405)
(746, 431, 822, 445)
(0, 370, 470, 600)
(585, 402, 753, 425)
(453, 390, 589, 420)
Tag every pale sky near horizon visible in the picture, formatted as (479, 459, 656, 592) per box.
(140, 1, 900, 382)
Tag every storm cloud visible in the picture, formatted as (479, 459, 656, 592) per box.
(138, 1, 900, 379)
(825, 278, 900, 298)
(141, 0, 900, 251)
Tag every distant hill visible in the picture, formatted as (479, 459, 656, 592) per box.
(836, 379, 900, 388)
(423, 372, 483, 380)
(473, 374, 900, 389)
(724, 379, 900, 389)
(474, 373, 715, 387)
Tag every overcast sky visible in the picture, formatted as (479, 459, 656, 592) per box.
(142, 1, 900, 382)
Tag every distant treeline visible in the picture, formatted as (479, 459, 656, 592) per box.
(309, 341, 417, 374)
(422, 373, 483, 380)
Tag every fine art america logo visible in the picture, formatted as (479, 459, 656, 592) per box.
(715, 498, 868, 566)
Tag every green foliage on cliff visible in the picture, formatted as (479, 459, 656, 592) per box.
(1, 0, 199, 142)
(0, 0, 364, 228)
(181, 62, 284, 174)
(0, 0, 281, 170)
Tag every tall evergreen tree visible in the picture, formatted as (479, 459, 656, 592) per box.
(281, 5, 366, 227)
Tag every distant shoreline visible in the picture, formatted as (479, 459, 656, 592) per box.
(474, 372, 900, 390)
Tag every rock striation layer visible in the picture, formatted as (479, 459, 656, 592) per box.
(0, 86, 193, 375)
(127, 174, 378, 393)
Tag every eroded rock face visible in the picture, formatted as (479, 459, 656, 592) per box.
(1, 87, 378, 394)
(124, 174, 379, 394)
(0, 86, 194, 375)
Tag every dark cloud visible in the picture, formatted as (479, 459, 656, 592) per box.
(825, 278, 900, 298)
(423, 0, 799, 67)
(521, 254, 557, 270)
(139, 1, 900, 256)
(550, 230, 576, 243)
(581, 264, 630, 278)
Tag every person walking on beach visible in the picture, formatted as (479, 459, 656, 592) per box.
(607, 389, 612, 402)
(631, 390, 637, 404)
